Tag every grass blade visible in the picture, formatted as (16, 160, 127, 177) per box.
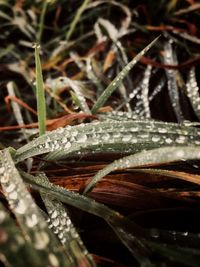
(21, 170, 153, 265)
(186, 67, 200, 120)
(66, 0, 91, 41)
(163, 41, 184, 122)
(15, 119, 200, 163)
(39, 173, 96, 267)
(0, 202, 43, 267)
(21, 169, 200, 265)
(0, 149, 69, 267)
(34, 43, 46, 136)
(36, 1, 48, 43)
(91, 36, 160, 114)
(83, 146, 200, 193)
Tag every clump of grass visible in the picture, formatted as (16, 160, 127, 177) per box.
(1, 1, 200, 266)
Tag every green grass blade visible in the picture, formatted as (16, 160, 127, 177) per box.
(83, 146, 200, 193)
(39, 173, 97, 267)
(66, 0, 90, 41)
(15, 119, 200, 163)
(21, 170, 152, 264)
(34, 43, 46, 136)
(21, 169, 200, 265)
(36, 1, 48, 43)
(0, 44, 14, 59)
(91, 36, 160, 114)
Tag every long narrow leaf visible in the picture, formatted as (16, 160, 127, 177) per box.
(91, 36, 159, 114)
(15, 120, 200, 163)
(21, 169, 200, 262)
(66, 0, 90, 41)
(0, 149, 69, 267)
(21, 170, 153, 264)
(39, 173, 96, 267)
(34, 43, 46, 136)
(186, 67, 200, 120)
(83, 146, 200, 193)
(0, 203, 43, 267)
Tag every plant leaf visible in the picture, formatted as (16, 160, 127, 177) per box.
(91, 36, 160, 114)
(83, 146, 200, 193)
(163, 41, 184, 122)
(0, 149, 70, 267)
(21, 170, 153, 264)
(39, 173, 96, 267)
(186, 67, 200, 120)
(0, 202, 43, 267)
(34, 43, 46, 136)
(66, 0, 91, 41)
(15, 120, 200, 163)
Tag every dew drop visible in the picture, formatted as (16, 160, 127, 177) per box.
(152, 136, 161, 142)
(66, 219, 71, 227)
(122, 134, 132, 142)
(71, 129, 78, 137)
(48, 253, 60, 267)
(61, 237, 66, 244)
(176, 136, 186, 144)
(32, 43, 40, 49)
(130, 127, 139, 132)
(60, 218, 66, 226)
(54, 228, 59, 234)
(131, 138, 138, 143)
(113, 132, 121, 138)
(158, 128, 167, 134)
(64, 142, 71, 149)
(26, 214, 38, 228)
(61, 137, 68, 144)
(150, 228, 160, 239)
(48, 223, 53, 229)
(9, 191, 18, 200)
(58, 232, 64, 239)
(52, 218, 59, 227)
(51, 210, 58, 219)
(140, 134, 149, 139)
(5, 183, 15, 193)
(102, 133, 110, 141)
(14, 200, 27, 214)
(77, 134, 87, 143)
(57, 127, 64, 134)
(125, 159, 130, 167)
(165, 138, 173, 144)
(0, 173, 9, 183)
(34, 231, 50, 250)
(181, 232, 188, 236)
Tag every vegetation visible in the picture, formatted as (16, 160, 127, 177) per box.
(1, 0, 200, 266)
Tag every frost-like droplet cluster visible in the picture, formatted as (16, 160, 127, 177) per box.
(163, 41, 184, 122)
(186, 67, 200, 120)
(42, 194, 96, 266)
(0, 150, 71, 266)
(15, 119, 200, 163)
